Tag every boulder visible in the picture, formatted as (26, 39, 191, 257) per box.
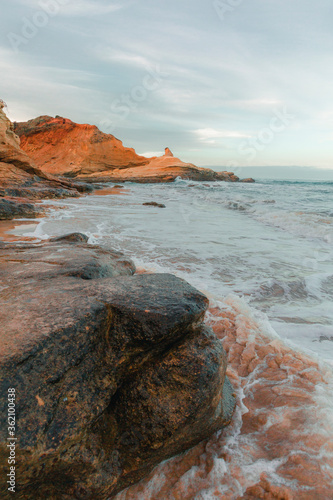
(0, 197, 44, 220)
(143, 202, 166, 208)
(0, 236, 235, 499)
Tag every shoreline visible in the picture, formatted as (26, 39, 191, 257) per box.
(1, 181, 332, 499)
(0, 186, 129, 242)
(0, 220, 40, 242)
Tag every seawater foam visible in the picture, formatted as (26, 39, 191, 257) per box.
(22, 218, 50, 240)
(115, 295, 333, 500)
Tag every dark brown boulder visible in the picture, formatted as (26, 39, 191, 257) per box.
(0, 197, 44, 220)
(0, 237, 235, 499)
(143, 202, 166, 208)
(49, 232, 89, 243)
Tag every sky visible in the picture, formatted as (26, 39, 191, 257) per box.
(0, 0, 333, 174)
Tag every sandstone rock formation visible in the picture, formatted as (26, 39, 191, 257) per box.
(14, 115, 149, 177)
(15, 115, 254, 183)
(0, 105, 93, 220)
(0, 234, 235, 499)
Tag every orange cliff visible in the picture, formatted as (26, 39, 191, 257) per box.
(0, 103, 91, 220)
(14, 116, 254, 184)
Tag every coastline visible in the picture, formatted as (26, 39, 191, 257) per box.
(0, 220, 40, 242)
(3, 185, 333, 499)
(0, 186, 237, 499)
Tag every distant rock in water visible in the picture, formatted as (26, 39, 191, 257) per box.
(241, 177, 255, 183)
(14, 115, 254, 183)
(143, 201, 166, 208)
(0, 236, 235, 498)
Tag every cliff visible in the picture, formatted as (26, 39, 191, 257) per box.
(15, 116, 254, 183)
(0, 105, 94, 219)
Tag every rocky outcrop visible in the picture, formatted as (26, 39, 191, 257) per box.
(15, 115, 253, 183)
(14, 115, 149, 177)
(240, 177, 255, 183)
(0, 197, 44, 220)
(0, 104, 94, 219)
(0, 235, 235, 499)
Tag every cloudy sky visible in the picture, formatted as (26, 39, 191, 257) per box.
(0, 0, 333, 171)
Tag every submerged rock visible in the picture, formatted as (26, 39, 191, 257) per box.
(143, 202, 166, 208)
(0, 236, 235, 499)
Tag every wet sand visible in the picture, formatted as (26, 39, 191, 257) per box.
(0, 220, 39, 242)
(93, 187, 130, 196)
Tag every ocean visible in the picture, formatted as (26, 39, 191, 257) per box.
(17, 178, 333, 498)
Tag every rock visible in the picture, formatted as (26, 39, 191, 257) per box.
(14, 116, 254, 184)
(0, 238, 135, 280)
(143, 202, 166, 208)
(0, 197, 44, 220)
(164, 147, 174, 157)
(113, 185, 124, 189)
(0, 106, 86, 217)
(0, 237, 235, 499)
(215, 171, 240, 182)
(49, 232, 89, 243)
(102, 326, 235, 497)
(14, 115, 149, 177)
(241, 178, 255, 183)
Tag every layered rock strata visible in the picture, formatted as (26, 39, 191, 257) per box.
(15, 116, 254, 183)
(0, 104, 92, 220)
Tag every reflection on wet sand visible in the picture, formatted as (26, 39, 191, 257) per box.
(0, 220, 39, 242)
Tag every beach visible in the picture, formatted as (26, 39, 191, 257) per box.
(7, 178, 333, 499)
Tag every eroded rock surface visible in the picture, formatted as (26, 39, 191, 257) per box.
(15, 115, 252, 183)
(0, 104, 93, 219)
(0, 234, 235, 499)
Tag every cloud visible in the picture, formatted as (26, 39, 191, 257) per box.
(98, 50, 152, 69)
(138, 151, 164, 158)
(1, 0, 333, 167)
(194, 128, 251, 144)
(16, 0, 125, 17)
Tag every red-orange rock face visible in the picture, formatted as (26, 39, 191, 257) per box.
(15, 116, 250, 183)
(14, 115, 150, 177)
(0, 106, 91, 219)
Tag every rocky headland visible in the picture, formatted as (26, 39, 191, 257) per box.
(0, 233, 236, 499)
(14, 115, 254, 184)
(0, 103, 93, 220)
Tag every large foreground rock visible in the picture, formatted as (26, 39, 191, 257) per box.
(14, 115, 253, 183)
(0, 235, 235, 499)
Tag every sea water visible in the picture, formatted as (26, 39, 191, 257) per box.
(19, 178, 333, 498)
